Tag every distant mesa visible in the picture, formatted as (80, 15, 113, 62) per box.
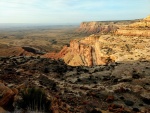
(77, 21, 119, 34)
(76, 20, 138, 35)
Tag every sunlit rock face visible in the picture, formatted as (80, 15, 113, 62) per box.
(0, 82, 16, 108)
(116, 15, 150, 37)
(77, 21, 118, 34)
(44, 35, 114, 66)
(44, 35, 116, 66)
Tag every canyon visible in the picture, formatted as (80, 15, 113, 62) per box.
(0, 15, 150, 113)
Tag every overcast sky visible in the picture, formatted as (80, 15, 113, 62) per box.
(0, 0, 150, 24)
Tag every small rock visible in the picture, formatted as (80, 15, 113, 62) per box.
(106, 95, 114, 103)
(108, 104, 124, 112)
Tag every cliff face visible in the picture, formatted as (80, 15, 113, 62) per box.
(77, 21, 118, 34)
(44, 36, 115, 66)
(77, 16, 150, 37)
(116, 15, 150, 36)
(77, 20, 137, 35)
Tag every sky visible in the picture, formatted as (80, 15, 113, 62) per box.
(0, 0, 150, 24)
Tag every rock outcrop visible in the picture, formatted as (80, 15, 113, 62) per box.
(116, 15, 150, 36)
(0, 81, 17, 109)
(77, 21, 118, 34)
(44, 36, 115, 66)
(77, 20, 137, 35)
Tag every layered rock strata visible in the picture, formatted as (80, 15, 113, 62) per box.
(44, 36, 115, 66)
(116, 15, 150, 36)
(77, 20, 137, 34)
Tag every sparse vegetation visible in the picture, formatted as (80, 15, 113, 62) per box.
(17, 87, 51, 113)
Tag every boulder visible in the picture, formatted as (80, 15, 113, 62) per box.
(0, 82, 16, 108)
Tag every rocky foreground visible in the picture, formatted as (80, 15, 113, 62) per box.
(0, 56, 150, 113)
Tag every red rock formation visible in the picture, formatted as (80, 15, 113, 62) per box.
(43, 36, 114, 66)
(0, 82, 17, 108)
(77, 21, 118, 34)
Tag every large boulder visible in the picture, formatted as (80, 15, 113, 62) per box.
(0, 82, 16, 108)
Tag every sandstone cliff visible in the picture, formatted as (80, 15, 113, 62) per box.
(116, 15, 150, 36)
(77, 20, 137, 34)
(77, 21, 118, 34)
(44, 36, 115, 66)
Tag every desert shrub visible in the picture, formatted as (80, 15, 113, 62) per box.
(17, 87, 51, 113)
